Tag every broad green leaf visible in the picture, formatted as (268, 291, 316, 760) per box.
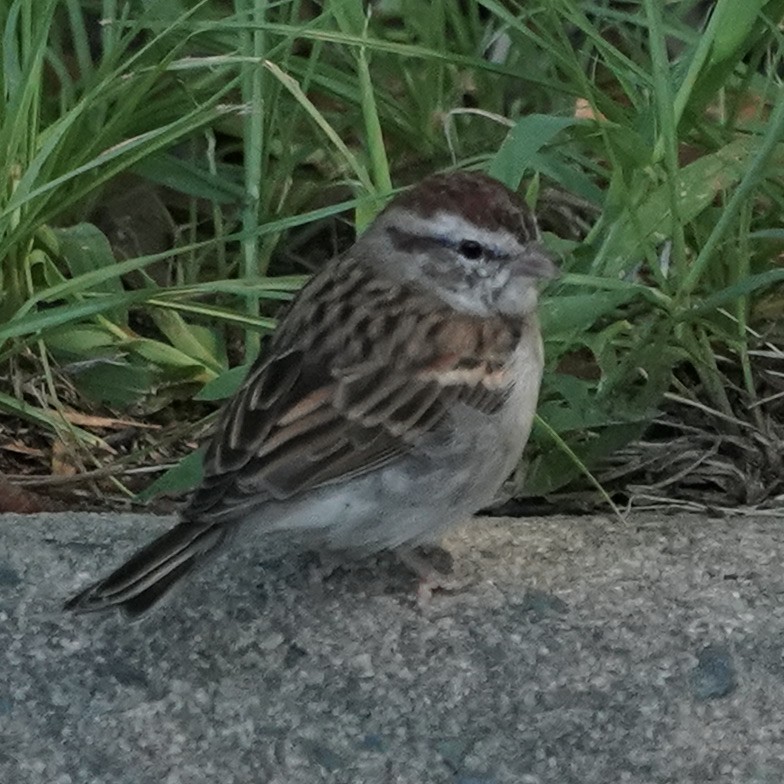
(127, 337, 216, 378)
(710, 0, 767, 66)
(489, 115, 577, 190)
(70, 360, 155, 407)
(51, 223, 127, 323)
(523, 420, 648, 496)
(131, 153, 244, 203)
(135, 448, 204, 503)
(45, 325, 119, 355)
(195, 363, 252, 401)
(674, 0, 784, 122)
(26, 248, 67, 290)
(540, 289, 642, 337)
(686, 267, 784, 317)
(148, 307, 225, 373)
(601, 136, 764, 276)
(51, 224, 123, 291)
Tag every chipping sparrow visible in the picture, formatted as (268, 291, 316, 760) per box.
(66, 170, 557, 616)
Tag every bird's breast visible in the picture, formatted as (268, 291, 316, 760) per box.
(494, 318, 545, 468)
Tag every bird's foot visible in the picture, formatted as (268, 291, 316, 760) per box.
(394, 545, 467, 607)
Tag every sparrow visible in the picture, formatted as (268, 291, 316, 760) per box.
(65, 170, 558, 617)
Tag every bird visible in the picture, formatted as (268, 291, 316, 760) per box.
(65, 170, 558, 617)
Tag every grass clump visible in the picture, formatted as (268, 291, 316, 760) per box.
(1, 0, 783, 511)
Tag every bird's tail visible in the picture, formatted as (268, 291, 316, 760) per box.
(64, 520, 231, 617)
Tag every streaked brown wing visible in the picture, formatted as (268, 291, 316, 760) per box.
(185, 258, 522, 521)
(187, 359, 452, 518)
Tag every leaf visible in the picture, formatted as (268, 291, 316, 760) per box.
(0, 390, 108, 448)
(540, 289, 641, 337)
(523, 420, 648, 496)
(489, 114, 577, 190)
(685, 0, 784, 115)
(601, 136, 764, 276)
(26, 247, 67, 290)
(71, 361, 155, 408)
(147, 307, 225, 374)
(126, 337, 213, 374)
(195, 363, 251, 401)
(709, 0, 767, 66)
(131, 153, 244, 203)
(135, 448, 204, 503)
(45, 325, 118, 356)
(538, 372, 655, 434)
(51, 224, 124, 294)
(529, 151, 604, 206)
(688, 267, 784, 316)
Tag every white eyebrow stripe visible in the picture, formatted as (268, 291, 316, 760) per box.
(391, 208, 524, 255)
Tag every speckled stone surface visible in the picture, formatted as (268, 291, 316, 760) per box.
(3, 511, 784, 784)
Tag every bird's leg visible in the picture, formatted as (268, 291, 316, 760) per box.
(394, 544, 465, 606)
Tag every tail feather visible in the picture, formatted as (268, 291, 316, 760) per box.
(64, 521, 230, 617)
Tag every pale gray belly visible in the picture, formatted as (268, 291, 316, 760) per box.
(241, 399, 534, 552)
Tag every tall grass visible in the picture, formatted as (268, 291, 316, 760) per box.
(1, 0, 783, 507)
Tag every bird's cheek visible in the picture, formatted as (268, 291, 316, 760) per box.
(422, 251, 456, 281)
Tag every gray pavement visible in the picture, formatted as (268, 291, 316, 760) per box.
(3, 510, 784, 784)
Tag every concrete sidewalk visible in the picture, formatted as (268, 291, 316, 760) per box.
(3, 510, 784, 783)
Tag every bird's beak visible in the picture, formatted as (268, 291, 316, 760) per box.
(516, 243, 559, 281)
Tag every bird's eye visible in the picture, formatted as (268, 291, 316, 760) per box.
(458, 240, 483, 260)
